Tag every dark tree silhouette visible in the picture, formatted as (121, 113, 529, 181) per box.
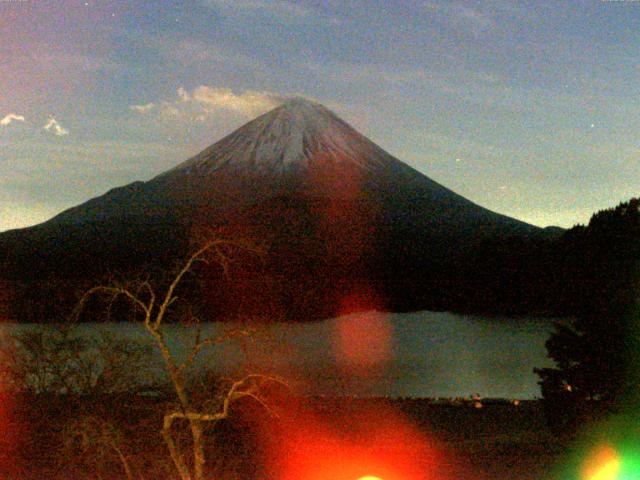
(535, 198, 640, 431)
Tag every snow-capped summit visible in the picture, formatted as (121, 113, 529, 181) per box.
(165, 97, 390, 177)
(0, 96, 547, 321)
(12, 97, 543, 235)
(10, 97, 543, 234)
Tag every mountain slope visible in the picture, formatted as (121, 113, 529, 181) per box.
(31, 98, 535, 233)
(0, 98, 549, 321)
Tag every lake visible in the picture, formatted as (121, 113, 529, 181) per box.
(0, 311, 556, 399)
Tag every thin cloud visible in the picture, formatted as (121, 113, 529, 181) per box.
(0, 114, 26, 126)
(206, 0, 312, 19)
(425, 1, 495, 37)
(130, 103, 156, 113)
(32, 51, 121, 73)
(43, 118, 69, 136)
(454, 5, 494, 34)
(142, 35, 263, 72)
(158, 101, 183, 121)
(190, 86, 284, 117)
(177, 87, 190, 102)
(153, 86, 286, 121)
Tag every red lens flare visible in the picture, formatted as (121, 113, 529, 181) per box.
(259, 398, 456, 480)
(334, 310, 392, 371)
(333, 285, 391, 373)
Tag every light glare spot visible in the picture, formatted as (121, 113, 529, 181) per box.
(583, 445, 621, 480)
(588, 458, 620, 480)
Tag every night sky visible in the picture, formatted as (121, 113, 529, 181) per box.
(1, 0, 639, 232)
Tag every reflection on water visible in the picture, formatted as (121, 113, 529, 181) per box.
(0, 311, 556, 399)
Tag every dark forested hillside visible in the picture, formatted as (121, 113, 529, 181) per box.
(2, 199, 638, 323)
(535, 198, 640, 425)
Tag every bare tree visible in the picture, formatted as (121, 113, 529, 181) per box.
(0, 325, 152, 395)
(76, 236, 285, 480)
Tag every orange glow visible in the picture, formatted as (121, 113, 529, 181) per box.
(334, 309, 392, 371)
(583, 445, 621, 480)
(333, 286, 391, 373)
(259, 399, 456, 480)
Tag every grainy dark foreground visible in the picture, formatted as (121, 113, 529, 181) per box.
(1, 394, 565, 480)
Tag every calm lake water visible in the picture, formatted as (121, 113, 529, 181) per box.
(0, 311, 556, 399)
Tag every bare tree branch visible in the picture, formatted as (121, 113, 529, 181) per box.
(74, 233, 277, 480)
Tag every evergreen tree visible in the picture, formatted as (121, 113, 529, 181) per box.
(535, 198, 640, 430)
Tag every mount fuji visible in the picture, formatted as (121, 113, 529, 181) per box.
(0, 98, 549, 321)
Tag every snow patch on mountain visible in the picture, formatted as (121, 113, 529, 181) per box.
(164, 97, 392, 177)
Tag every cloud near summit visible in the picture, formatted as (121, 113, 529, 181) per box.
(189, 86, 285, 117)
(132, 86, 286, 122)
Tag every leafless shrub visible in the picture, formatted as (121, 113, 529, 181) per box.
(0, 325, 153, 395)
